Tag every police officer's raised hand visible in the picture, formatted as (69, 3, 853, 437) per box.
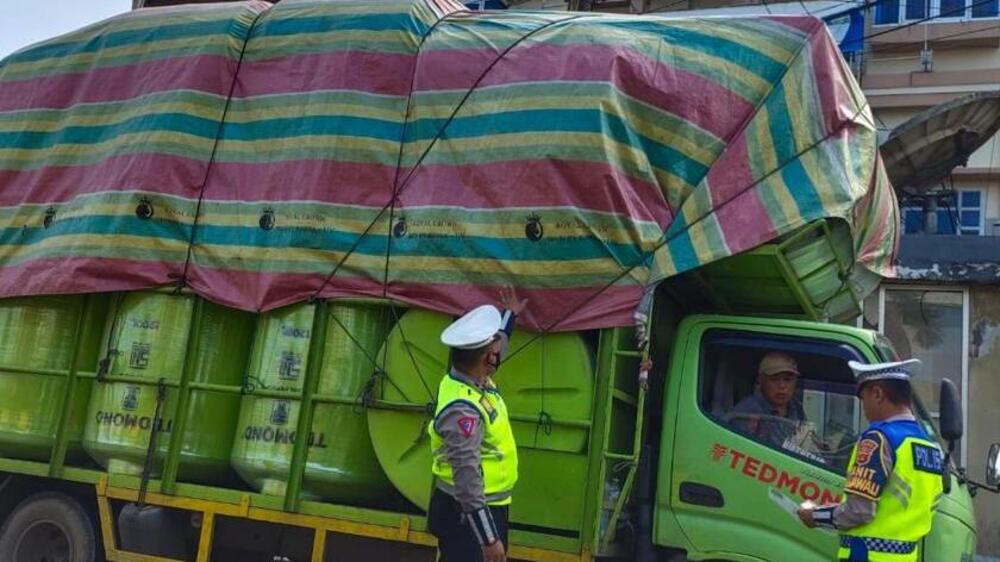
(499, 286, 528, 316)
(482, 539, 506, 562)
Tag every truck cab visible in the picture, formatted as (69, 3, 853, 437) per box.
(652, 314, 977, 561)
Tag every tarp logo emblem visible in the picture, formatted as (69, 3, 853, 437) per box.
(259, 208, 275, 231)
(271, 400, 290, 426)
(135, 197, 154, 220)
(525, 213, 543, 241)
(121, 386, 140, 411)
(43, 207, 56, 229)
(393, 216, 407, 238)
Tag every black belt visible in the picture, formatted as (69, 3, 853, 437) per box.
(840, 535, 917, 554)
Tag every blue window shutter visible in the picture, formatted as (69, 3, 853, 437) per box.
(875, 0, 901, 23)
(959, 191, 981, 207)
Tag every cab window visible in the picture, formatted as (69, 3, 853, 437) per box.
(699, 330, 865, 474)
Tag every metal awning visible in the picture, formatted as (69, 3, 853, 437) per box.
(881, 90, 1000, 195)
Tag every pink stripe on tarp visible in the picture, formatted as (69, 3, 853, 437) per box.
(701, 135, 776, 249)
(713, 190, 776, 257)
(411, 43, 754, 139)
(185, 264, 385, 312)
(0, 257, 179, 299)
(0, 154, 207, 205)
(763, 15, 821, 34)
(705, 135, 753, 209)
(807, 30, 859, 135)
(384, 280, 639, 332)
(233, 51, 416, 97)
(186, 263, 639, 330)
(400, 160, 671, 225)
(0, 55, 239, 111)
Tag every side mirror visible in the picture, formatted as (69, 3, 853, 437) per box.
(939, 378, 963, 444)
(988, 444, 1000, 487)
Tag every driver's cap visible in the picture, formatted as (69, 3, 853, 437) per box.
(758, 352, 800, 377)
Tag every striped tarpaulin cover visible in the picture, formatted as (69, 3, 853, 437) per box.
(0, 0, 897, 331)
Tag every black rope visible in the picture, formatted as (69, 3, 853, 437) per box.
(533, 335, 552, 444)
(138, 377, 168, 507)
(177, 8, 267, 287)
(390, 304, 435, 401)
(96, 292, 126, 382)
(354, 368, 412, 413)
(312, 13, 592, 301)
(380, 10, 470, 298)
(241, 373, 269, 394)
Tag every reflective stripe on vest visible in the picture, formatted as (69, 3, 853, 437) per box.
(837, 423, 944, 562)
(428, 375, 518, 506)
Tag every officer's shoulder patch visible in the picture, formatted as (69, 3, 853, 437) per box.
(855, 438, 880, 466)
(912, 442, 944, 474)
(457, 416, 477, 438)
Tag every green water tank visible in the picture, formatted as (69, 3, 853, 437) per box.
(230, 300, 396, 503)
(0, 295, 106, 463)
(367, 309, 595, 532)
(82, 291, 253, 484)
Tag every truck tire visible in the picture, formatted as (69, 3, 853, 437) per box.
(0, 492, 97, 562)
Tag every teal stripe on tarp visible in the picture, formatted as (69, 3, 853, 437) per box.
(764, 82, 824, 218)
(2, 18, 250, 66)
(765, 83, 799, 165)
(0, 216, 191, 246)
(0, 113, 221, 150)
(254, 12, 430, 38)
(406, 108, 709, 185)
(666, 230, 699, 275)
(600, 20, 787, 83)
(780, 158, 823, 219)
(0, 217, 643, 264)
(663, 211, 704, 273)
(221, 115, 403, 142)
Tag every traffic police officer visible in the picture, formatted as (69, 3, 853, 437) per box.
(428, 289, 526, 562)
(797, 358, 944, 562)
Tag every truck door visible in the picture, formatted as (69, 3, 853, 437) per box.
(657, 317, 876, 561)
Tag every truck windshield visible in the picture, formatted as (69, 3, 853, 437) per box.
(874, 334, 940, 441)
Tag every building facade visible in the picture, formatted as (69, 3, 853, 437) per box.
(862, 2, 1000, 555)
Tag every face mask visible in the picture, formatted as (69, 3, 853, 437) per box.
(486, 350, 501, 369)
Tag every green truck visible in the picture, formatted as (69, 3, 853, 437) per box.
(0, 221, 985, 562)
(0, 1, 990, 561)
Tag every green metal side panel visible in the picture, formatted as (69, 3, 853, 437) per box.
(674, 220, 875, 323)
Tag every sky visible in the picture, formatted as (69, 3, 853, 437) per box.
(0, 0, 132, 59)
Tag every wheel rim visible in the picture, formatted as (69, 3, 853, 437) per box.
(14, 519, 73, 562)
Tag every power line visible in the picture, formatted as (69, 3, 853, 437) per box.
(863, 0, 1000, 41)
(867, 20, 1000, 54)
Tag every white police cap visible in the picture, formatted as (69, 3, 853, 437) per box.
(848, 359, 921, 386)
(440, 304, 502, 349)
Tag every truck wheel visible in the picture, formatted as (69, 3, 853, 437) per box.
(0, 492, 97, 562)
